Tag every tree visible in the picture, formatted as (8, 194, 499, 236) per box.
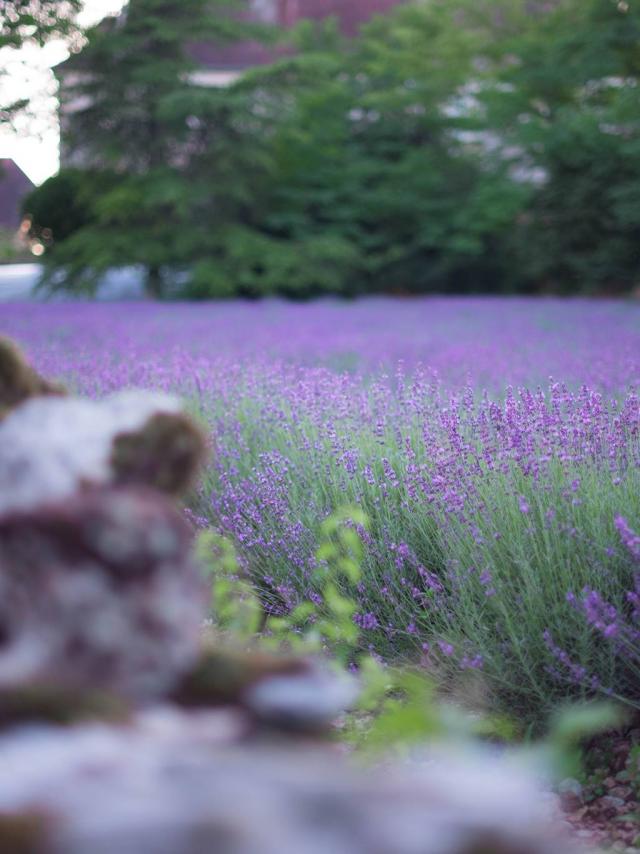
(0, 0, 81, 48)
(36, 0, 640, 299)
(483, 0, 640, 291)
(236, 1, 528, 296)
(22, 168, 103, 243)
(1, 0, 83, 128)
(40, 0, 273, 297)
(184, 28, 368, 299)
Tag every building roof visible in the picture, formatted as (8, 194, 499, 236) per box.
(190, 0, 406, 70)
(297, 0, 405, 36)
(0, 160, 34, 230)
(57, 0, 407, 75)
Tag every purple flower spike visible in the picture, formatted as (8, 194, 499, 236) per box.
(615, 516, 640, 562)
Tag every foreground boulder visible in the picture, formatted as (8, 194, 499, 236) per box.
(174, 647, 358, 732)
(0, 710, 582, 854)
(0, 486, 206, 700)
(0, 336, 65, 421)
(0, 391, 206, 515)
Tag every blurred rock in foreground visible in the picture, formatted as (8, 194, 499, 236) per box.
(0, 390, 206, 515)
(0, 486, 206, 700)
(0, 709, 583, 854)
(0, 336, 65, 421)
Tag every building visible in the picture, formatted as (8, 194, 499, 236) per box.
(56, 0, 408, 163)
(0, 159, 34, 231)
(188, 0, 407, 85)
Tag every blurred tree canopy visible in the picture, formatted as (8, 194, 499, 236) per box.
(23, 0, 640, 298)
(1, 0, 83, 127)
(0, 0, 81, 49)
(483, 0, 640, 292)
(25, 0, 275, 296)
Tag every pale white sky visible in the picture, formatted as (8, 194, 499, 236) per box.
(0, 0, 126, 184)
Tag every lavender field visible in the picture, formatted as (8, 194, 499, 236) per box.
(3, 297, 639, 722)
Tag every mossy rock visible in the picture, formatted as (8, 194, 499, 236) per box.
(0, 684, 130, 728)
(111, 411, 207, 497)
(0, 336, 65, 420)
(0, 811, 49, 854)
(173, 648, 308, 708)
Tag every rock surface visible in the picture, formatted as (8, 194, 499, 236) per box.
(0, 335, 65, 420)
(0, 486, 206, 700)
(0, 391, 206, 514)
(0, 711, 586, 854)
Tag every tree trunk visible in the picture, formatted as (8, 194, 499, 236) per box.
(145, 265, 164, 299)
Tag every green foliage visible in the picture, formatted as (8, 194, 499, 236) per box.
(0, 0, 82, 49)
(196, 508, 467, 752)
(22, 169, 107, 247)
(248, 1, 528, 297)
(184, 228, 362, 300)
(39, 0, 275, 297)
(545, 701, 628, 779)
(549, 701, 626, 749)
(38, 0, 640, 297)
(197, 506, 626, 759)
(483, 0, 640, 292)
(196, 529, 264, 640)
(1, 0, 83, 130)
(197, 505, 368, 660)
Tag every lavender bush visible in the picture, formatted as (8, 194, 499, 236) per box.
(2, 297, 639, 723)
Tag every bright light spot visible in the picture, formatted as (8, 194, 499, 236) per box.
(618, 1, 629, 11)
(0, 0, 127, 184)
(30, 242, 45, 256)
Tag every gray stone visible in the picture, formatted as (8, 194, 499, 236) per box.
(600, 795, 626, 810)
(0, 390, 204, 513)
(558, 777, 583, 811)
(0, 487, 206, 700)
(0, 715, 588, 854)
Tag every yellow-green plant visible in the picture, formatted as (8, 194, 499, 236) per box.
(196, 509, 624, 762)
(197, 508, 485, 753)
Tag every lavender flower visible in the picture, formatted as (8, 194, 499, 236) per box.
(615, 516, 640, 562)
(2, 297, 639, 717)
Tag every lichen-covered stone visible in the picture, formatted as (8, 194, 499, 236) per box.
(0, 810, 49, 854)
(0, 685, 129, 729)
(173, 649, 310, 708)
(0, 391, 206, 515)
(243, 664, 358, 732)
(0, 487, 206, 700)
(0, 715, 586, 854)
(0, 336, 65, 422)
(174, 649, 357, 732)
(111, 410, 207, 497)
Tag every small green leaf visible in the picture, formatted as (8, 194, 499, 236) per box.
(290, 602, 317, 623)
(316, 542, 337, 561)
(338, 557, 361, 584)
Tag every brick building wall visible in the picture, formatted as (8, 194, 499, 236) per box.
(189, 0, 406, 71)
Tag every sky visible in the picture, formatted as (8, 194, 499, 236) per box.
(0, 0, 126, 185)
